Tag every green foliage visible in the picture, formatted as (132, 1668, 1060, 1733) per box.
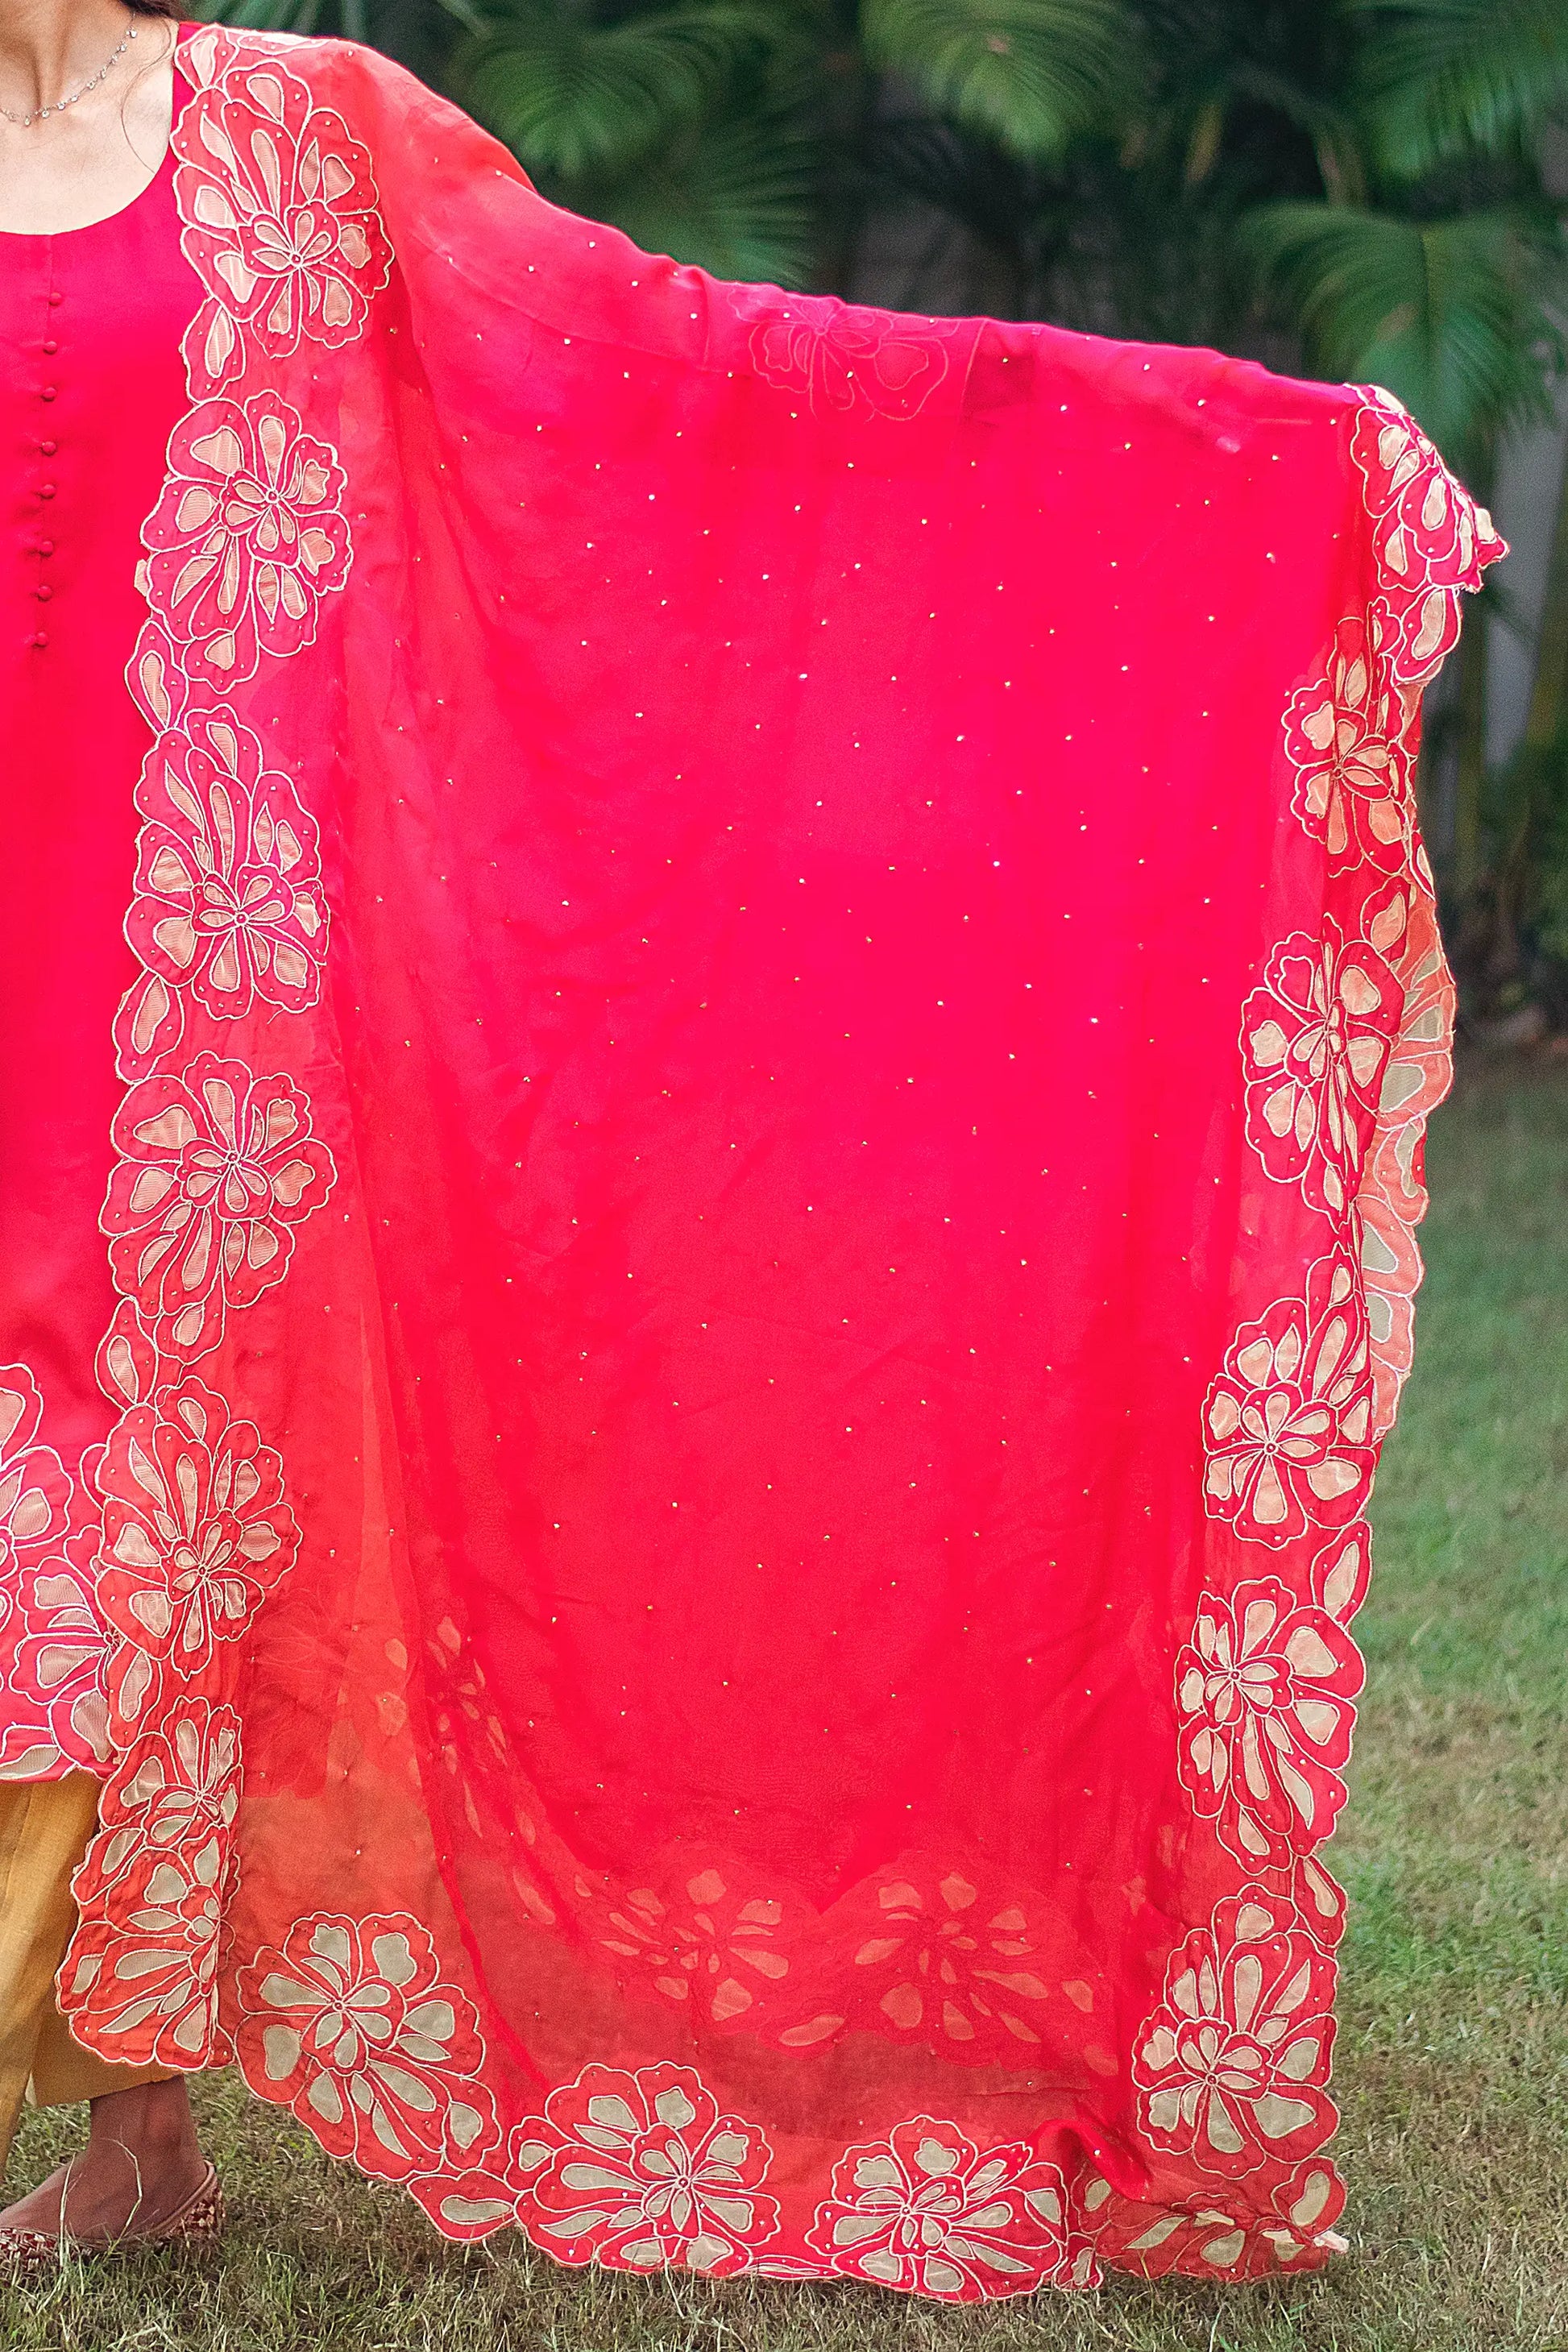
(1352, 0, 1568, 177)
(1483, 729, 1568, 969)
(861, 0, 1128, 160)
(199, 0, 331, 30)
(439, 0, 816, 280)
(278, 0, 1565, 477)
(199, 0, 1568, 458)
(563, 85, 823, 282)
(455, 2, 772, 179)
(442, 1, 1143, 288)
(1243, 201, 1563, 461)
(198, 0, 444, 68)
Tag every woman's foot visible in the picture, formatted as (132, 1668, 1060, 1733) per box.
(0, 2078, 211, 2246)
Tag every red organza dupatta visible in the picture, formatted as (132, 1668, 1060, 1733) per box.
(0, 24, 1504, 2293)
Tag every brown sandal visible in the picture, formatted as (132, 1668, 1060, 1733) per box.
(0, 2160, 224, 2267)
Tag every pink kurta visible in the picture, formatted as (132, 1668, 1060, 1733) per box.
(0, 80, 197, 1469)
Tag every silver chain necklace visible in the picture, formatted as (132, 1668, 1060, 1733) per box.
(0, 16, 138, 130)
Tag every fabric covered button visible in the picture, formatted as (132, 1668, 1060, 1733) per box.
(46, 288, 62, 306)
(41, 338, 57, 355)
(37, 483, 55, 498)
(34, 584, 52, 602)
(39, 439, 56, 455)
(39, 385, 57, 401)
(36, 540, 53, 556)
(31, 631, 48, 648)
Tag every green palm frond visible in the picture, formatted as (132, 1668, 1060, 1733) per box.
(567, 92, 821, 283)
(1246, 199, 1563, 458)
(195, 0, 415, 35)
(455, 2, 780, 180)
(197, 0, 328, 30)
(861, 0, 1130, 162)
(1352, 0, 1568, 176)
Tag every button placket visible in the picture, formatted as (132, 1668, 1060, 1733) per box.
(28, 281, 62, 650)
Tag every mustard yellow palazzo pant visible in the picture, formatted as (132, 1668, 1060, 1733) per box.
(0, 1774, 176, 2173)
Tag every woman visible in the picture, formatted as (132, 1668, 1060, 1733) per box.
(0, 0, 1499, 2291)
(1, 0, 214, 2250)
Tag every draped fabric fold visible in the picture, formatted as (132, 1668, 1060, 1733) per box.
(0, 25, 1501, 2292)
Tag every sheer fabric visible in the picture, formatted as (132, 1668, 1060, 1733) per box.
(0, 25, 1503, 2292)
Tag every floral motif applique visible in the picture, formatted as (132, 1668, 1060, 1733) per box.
(236, 1912, 494, 2178)
(63, 1702, 243, 2068)
(0, 1371, 106, 1779)
(779, 1860, 1061, 2060)
(103, 1054, 336, 1361)
(1350, 387, 1504, 689)
(127, 704, 329, 1035)
(749, 301, 960, 420)
(513, 2061, 780, 2275)
(1132, 1889, 1337, 2177)
(1078, 2156, 1346, 2279)
(1241, 913, 1402, 1218)
(806, 2117, 1096, 2298)
(1281, 606, 1411, 868)
(143, 393, 351, 687)
(595, 1865, 794, 2027)
(1202, 1254, 1375, 1545)
(95, 1379, 299, 1682)
(1175, 1578, 1362, 1868)
(1350, 885, 1454, 1435)
(176, 50, 392, 392)
(0, 1368, 72, 1582)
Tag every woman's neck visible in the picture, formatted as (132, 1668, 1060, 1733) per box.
(0, 0, 177, 236)
(0, 0, 138, 117)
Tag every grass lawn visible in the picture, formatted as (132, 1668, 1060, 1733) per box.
(4, 1056, 1565, 2352)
